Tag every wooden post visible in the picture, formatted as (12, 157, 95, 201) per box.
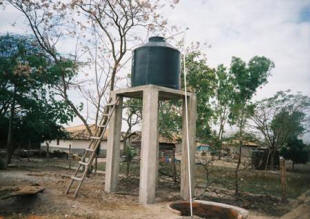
(280, 157, 287, 202)
(172, 147, 177, 184)
(68, 144, 72, 169)
(46, 142, 49, 160)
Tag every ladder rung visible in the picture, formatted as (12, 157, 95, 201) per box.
(98, 124, 106, 128)
(102, 113, 109, 117)
(79, 161, 89, 166)
(90, 136, 101, 140)
(71, 176, 82, 181)
(85, 148, 94, 152)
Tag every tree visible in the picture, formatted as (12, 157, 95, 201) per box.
(123, 144, 137, 177)
(158, 100, 182, 140)
(4, 0, 179, 136)
(0, 34, 75, 165)
(252, 90, 310, 169)
(210, 64, 234, 158)
(229, 56, 274, 195)
(281, 137, 308, 170)
(122, 98, 142, 151)
(183, 51, 217, 141)
(5, 0, 93, 136)
(155, 51, 217, 142)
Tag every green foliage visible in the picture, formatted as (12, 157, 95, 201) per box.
(159, 100, 182, 140)
(281, 137, 308, 165)
(0, 158, 5, 169)
(253, 90, 310, 152)
(123, 98, 142, 119)
(124, 144, 137, 163)
(226, 56, 274, 194)
(124, 144, 137, 177)
(158, 52, 274, 147)
(272, 110, 305, 140)
(0, 34, 75, 146)
(229, 56, 274, 124)
(230, 56, 274, 102)
(157, 51, 217, 141)
(183, 52, 217, 140)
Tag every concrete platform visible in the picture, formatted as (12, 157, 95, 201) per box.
(113, 84, 191, 100)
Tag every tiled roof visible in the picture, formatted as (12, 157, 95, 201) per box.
(65, 124, 108, 140)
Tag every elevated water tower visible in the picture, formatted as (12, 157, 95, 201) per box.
(104, 37, 197, 204)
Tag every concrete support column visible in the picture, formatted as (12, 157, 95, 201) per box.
(181, 94, 197, 200)
(105, 94, 123, 193)
(139, 87, 159, 204)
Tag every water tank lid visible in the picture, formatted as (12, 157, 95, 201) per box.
(149, 36, 165, 42)
(135, 36, 179, 51)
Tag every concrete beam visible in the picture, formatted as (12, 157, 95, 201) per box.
(112, 84, 191, 100)
(104, 94, 123, 193)
(181, 93, 197, 200)
(139, 87, 159, 204)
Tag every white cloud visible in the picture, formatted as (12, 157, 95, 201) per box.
(165, 0, 310, 99)
(164, 0, 310, 142)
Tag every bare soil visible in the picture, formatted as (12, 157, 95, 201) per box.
(0, 158, 178, 219)
(0, 158, 309, 219)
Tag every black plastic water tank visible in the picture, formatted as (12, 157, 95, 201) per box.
(131, 36, 180, 89)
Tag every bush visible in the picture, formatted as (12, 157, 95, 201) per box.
(0, 158, 6, 170)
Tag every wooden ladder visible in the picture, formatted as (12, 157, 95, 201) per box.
(65, 98, 119, 198)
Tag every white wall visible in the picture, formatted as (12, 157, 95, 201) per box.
(41, 139, 124, 156)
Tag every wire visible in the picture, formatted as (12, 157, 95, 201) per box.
(182, 30, 193, 218)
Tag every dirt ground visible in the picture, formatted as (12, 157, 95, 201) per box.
(0, 158, 309, 219)
(0, 158, 188, 219)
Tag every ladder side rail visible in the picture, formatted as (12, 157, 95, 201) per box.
(65, 163, 83, 194)
(66, 97, 120, 197)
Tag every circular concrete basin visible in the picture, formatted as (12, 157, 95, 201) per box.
(168, 200, 248, 219)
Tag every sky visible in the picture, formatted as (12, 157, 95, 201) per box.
(1, 0, 310, 141)
(164, 0, 310, 100)
(164, 0, 310, 142)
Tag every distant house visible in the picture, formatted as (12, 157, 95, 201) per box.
(41, 124, 125, 156)
(41, 125, 183, 157)
(127, 131, 182, 162)
(196, 145, 210, 152)
(222, 140, 260, 157)
(129, 131, 180, 152)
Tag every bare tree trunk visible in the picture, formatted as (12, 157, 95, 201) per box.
(270, 149, 275, 170)
(217, 140, 222, 160)
(235, 144, 242, 196)
(265, 148, 271, 170)
(126, 161, 130, 177)
(172, 148, 177, 184)
(124, 139, 131, 177)
(94, 157, 97, 173)
(218, 123, 224, 160)
(46, 142, 50, 159)
(6, 86, 16, 166)
(68, 144, 71, 169)
(235, 117, 244, 196)
(280, 157, 287, 202)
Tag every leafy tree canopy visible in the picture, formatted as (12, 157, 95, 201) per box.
(252, 90, 310, 152)
(229, 56, 274, 123)
(184, 52, 217, 140)
(280, 137, 309, 167)
(0, 34, 75, 147)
